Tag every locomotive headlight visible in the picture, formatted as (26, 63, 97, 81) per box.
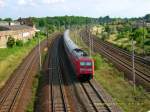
(80, 68, 85, 71)
(87, 68, 92, 71)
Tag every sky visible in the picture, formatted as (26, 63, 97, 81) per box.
(0, 0, 150, 19)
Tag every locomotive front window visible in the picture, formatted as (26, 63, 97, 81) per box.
(86, 62, 92, 66)
(80, 62, 86, 66)
(80, 62, 92, 66)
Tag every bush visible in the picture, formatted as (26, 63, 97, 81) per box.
(34, 32, 46, 39)
(145, 46, 150, 55)
(39, 32, 46, 36)
(101, 32, 109, 40)
(92, 54, 103, 70)
(16, 39, 24, 47)
(144, 39, 150, 45)
(7, 36, 15, 48)
(35, 32, 39, 38)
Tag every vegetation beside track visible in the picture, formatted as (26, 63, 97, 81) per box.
(70, 30, 150, 112)
(0, 32, 45, 88)
(25, 72, 40, 112)
(25, 47, 48, 112)
(91, 23, 150, 56)
(93, 54, 150, 112)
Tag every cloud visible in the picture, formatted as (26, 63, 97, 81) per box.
(17, 0, 65, 7)
(42, 0, 65, 5)
(1, 0, 150, 18)
(0, 0, 5, 7)
(28, 0, 37, 6)
(17, 0, 37, 6)
(18, 0, 27, 5)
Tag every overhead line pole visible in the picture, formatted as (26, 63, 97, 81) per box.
(88, 21, 91, 57)
(91, 18, 94, 55)
(142, 19, 145, 56)
(38, 36, 41, 71)
(130, 23, 136, 112)
(46, 27, 49, 48)
(130, 23, 136, 91)
(132, 38, 136, 91)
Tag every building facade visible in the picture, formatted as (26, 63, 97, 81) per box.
(0, 24, 36, 48)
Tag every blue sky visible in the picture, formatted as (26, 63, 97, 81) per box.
(0, 0, 150, 19)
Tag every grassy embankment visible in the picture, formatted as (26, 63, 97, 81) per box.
(70, 30, 150, 112)
(26, 32, 55, 112)
(0, 33, 45, 88)
(26, 49, 47, 112)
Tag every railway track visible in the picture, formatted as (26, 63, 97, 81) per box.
(58, 37, 92, 112)
(35, 34, 122, 112)
(81, 81, 111, 112)
(47, 37, 71, 112)
(93, 37, 150, 79)
(81, 31, 150, 91)
(0, 39, 48, 112)
(58, 36, 122, 112)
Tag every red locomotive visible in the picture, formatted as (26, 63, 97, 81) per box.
(63, 30, 94, 80)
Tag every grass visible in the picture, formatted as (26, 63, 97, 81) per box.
(26, 73, 39, 112)
(107, 36, 145, 54)
(26, 32, 58, 112)
(25, 72, 40, 112)
(0, 34, 45, 88)
(70, 30, 150, 112)
(25, 47, 48, 112)
(93, 54, 150, 112)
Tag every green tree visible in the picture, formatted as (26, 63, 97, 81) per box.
(16, 39, 24, 47)
(133, 27, 148, 46)
(144, 14, 150, 22)
(101, 32, 109, 40)
(38, 19, 46, 27)
(105, 25, 110, 33)
(7, 36, 15, 48)
(4, 18, 12, 22)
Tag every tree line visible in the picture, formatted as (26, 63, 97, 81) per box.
(1, 14, 150, 54)
(1, 14, 150, 27)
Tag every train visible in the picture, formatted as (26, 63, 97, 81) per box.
(63, 29, 94, 81)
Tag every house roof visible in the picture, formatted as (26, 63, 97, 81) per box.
(0, 25, 33, 31)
